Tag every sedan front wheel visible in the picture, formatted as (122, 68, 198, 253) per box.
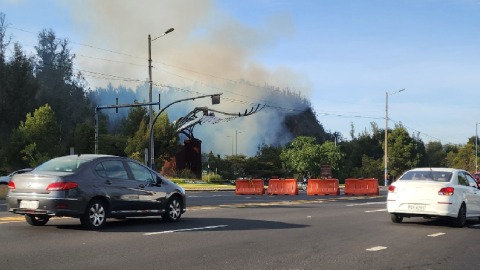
(163, 197, 182, 222)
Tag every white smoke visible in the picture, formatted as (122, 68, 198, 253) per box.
(65, 0, 313, 156)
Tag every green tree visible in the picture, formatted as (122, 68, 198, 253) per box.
(0, 43, 39, 141)
(425, 141, 446, 167)
(34, 29, 91, 141)
(252, 143, 285, 178)
(6, 128, 30, 169)
(225, 155, 248, 178)
(386, 127, 421, 178)
(280, 136, 343, 178)
(124, 112, 179, 169)
(20, 104, 61, 158)
(281, 136, 321, 177)
(21, 142, 50, 167)
(122, 100, 148, 137)
(351, 155, 383, 180)
(453, 142, 475, 172)
(72, 122, 95, 154)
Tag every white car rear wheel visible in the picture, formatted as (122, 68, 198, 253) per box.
(452, 204, 466, 228)
(391, 213, 403, 223)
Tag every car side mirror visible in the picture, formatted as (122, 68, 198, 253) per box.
(156, 176, 163, 186)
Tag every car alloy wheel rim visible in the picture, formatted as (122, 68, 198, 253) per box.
(89, 203, 105, 226)
(169, 200, 180, 220)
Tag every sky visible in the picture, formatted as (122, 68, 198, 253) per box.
(1, 0, 480, 156)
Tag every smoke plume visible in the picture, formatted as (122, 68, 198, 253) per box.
(65, 0, 313, 156)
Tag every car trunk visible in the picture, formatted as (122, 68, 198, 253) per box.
(10, 172, 71, 195)
(394, 180, 449, 203)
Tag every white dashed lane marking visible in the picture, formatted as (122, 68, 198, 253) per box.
(347, 202, 386, 206)
(364, 209, 388, 213)
(428, 233, 446, 237)
(366, 246, 387, 251)
(144, 225, 228, 236)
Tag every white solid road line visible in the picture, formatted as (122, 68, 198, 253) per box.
(366, 246, 387, 251)
(428, 233, 446, 237)
(347, 202, 386, 206)
(144, 225, 228, 236)
(364, 209, 388, 213)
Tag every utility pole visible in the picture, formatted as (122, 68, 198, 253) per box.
(148, 34, 154, 169)
(235, 130, 244, 156)
(385, 89, 405, 186)
(476, 122, 479, 173)
(147, 28, 174, 169)
(385, 92, 388, 187)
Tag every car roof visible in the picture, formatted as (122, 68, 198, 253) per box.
(57, 154, 117, 160)
(408, 168, 459, 173)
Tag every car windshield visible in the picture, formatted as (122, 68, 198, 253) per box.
(474, 174, 480, 178)
(34, 158, 91, 173)
(399, 171, 452, 182)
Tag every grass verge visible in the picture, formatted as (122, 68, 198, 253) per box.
(0, 185, 7, 200)
(179, 183, 234, 190)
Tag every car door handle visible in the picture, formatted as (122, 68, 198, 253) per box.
(139, 184, 145, 188)
(105, 180, 112, 185)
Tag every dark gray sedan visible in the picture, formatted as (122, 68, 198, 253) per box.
(6, 155, 186, 230)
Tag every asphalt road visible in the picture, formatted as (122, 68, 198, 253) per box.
(1, 190, 480, 270)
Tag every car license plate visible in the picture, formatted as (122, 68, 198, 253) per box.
(20, 200, 39, 209)
(408, 204, 425, 211)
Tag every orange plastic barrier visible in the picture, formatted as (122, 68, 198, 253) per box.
(344, 179, 379, 196)
(267, 179, 298, 195)
(307, 179, 340, 195)
(235, 179, 265, 195)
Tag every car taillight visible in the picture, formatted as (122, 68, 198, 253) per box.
(46, 182, 78, 191)
(388, 185, 396, 193)
(438, 187, 454, 196)
(7, 180, 15, 189)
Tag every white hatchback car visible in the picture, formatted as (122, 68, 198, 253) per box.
(387, 168, 480, 227)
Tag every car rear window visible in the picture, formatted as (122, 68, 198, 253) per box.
(34, 158, 91, 172)
(399, 171, 452, 182)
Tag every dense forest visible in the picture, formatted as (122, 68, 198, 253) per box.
(0, 13, 478, 182)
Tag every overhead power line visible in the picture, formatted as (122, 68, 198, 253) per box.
(10, 26, 453, 143)
(389, 118, 453, 144)
(8, 26, 358, 106)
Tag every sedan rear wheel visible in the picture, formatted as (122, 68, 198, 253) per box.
(80, 199, 107, 230)
(452, 204, 466, 228)
(390, 213, 403, 223)
(25, 215, 50, 226)
(163, 197, 182, 222)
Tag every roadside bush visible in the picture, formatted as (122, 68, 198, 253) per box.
(169, 169, 197, 180)
(202, 173, 223, 183)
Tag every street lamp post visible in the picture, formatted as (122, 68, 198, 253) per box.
(476, 122, 479, 173)
(236, 130, 244, 156)
(385, 89, 405, 186)
(226, 136, 233, 156)
(148, 28, 174, 169)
